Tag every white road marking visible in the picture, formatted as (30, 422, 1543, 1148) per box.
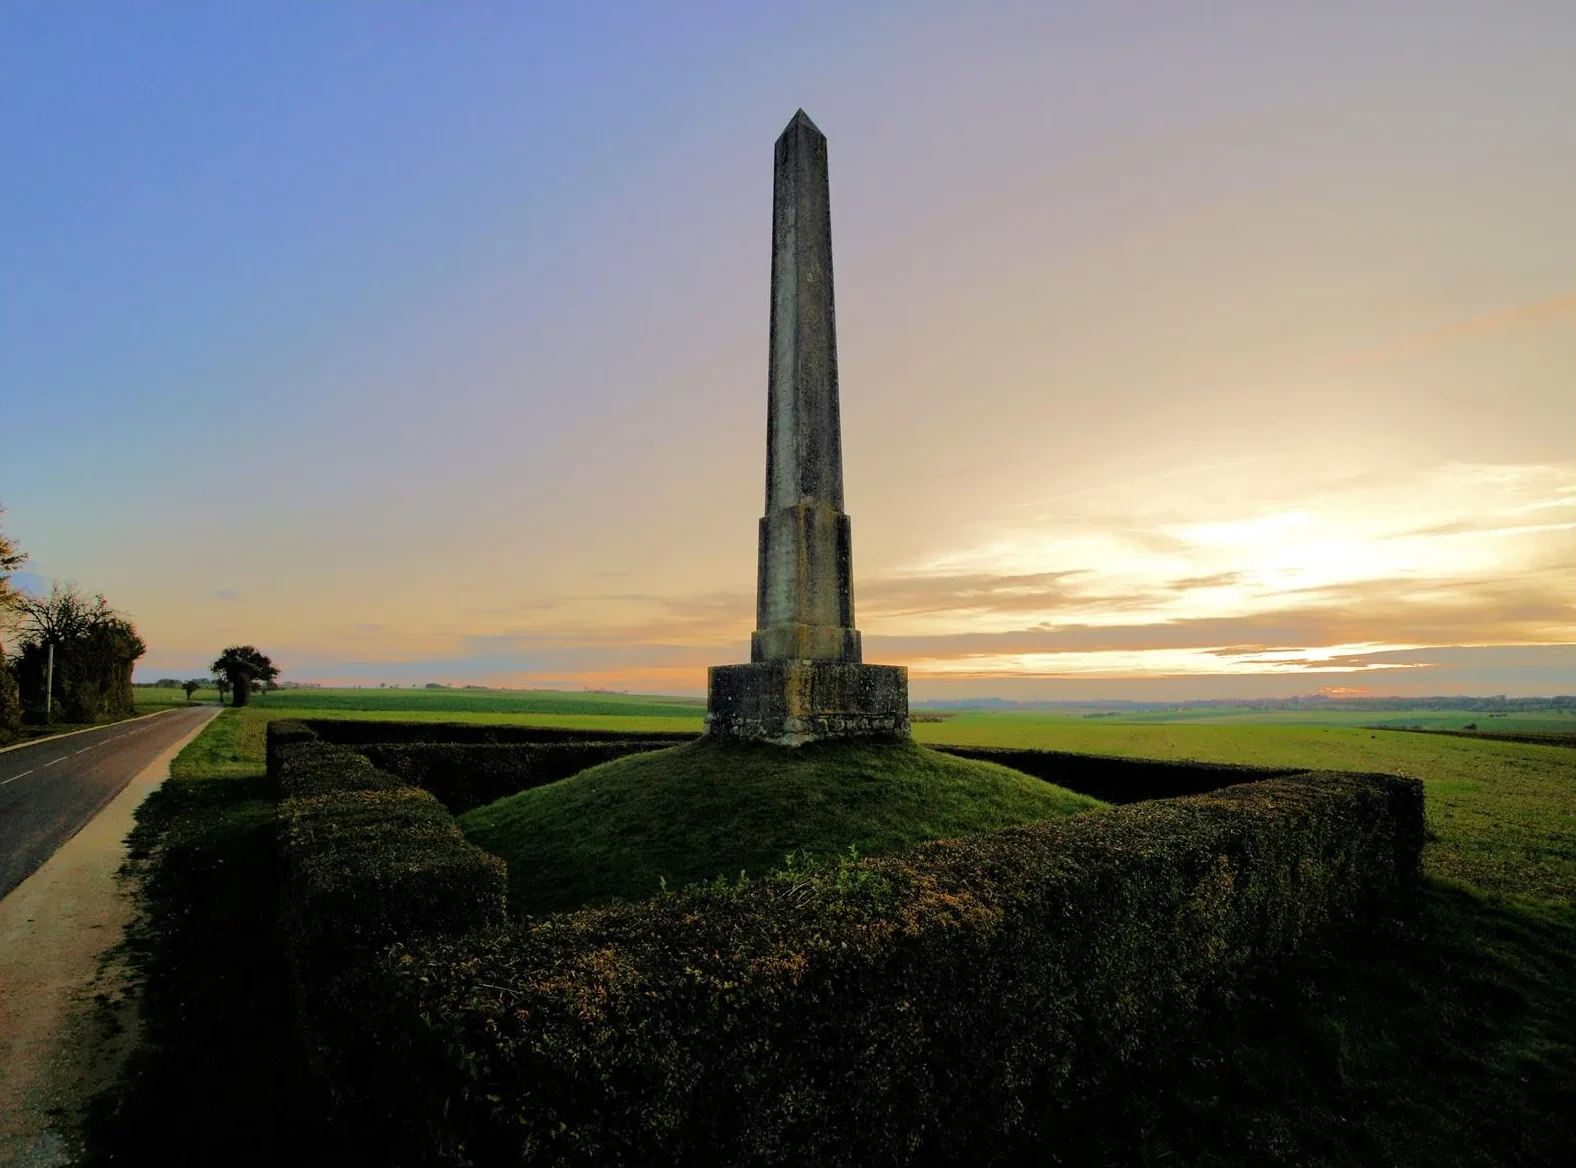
(75, 745, 96, 754)
(44, 757, 67, 767)
(2, 770, 34, 785)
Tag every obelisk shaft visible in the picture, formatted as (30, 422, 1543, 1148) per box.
(705, 109, 908, 744)
(752, 110, 861, 664)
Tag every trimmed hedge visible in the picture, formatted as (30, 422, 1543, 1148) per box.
(333, 769, 1424, 1166)
(265, 718, 320, 784)
(273, 739, 509, 1097)
(280, 785, 506, 979)
(360, 741, 677, 813)
(276, 740, 405, 799)
(931, 744, 1301, 804)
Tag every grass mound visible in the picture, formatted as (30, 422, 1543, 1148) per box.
(458, 736, 1103, 915)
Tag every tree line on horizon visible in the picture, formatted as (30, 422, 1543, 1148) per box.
(2, 505, 279, 738)
(2, 506, 144, 731)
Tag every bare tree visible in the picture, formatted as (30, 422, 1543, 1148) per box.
(13, 584, 144, 721)
(0, 506, 24, 735)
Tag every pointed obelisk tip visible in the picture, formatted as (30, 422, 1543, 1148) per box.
(780, 108, 823, 139)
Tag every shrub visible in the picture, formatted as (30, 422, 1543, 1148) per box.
(361, 741, 682, 813)
(336, 770, 1424, 1166)
(274, 739, 510, 1102)
(279, 785, 506, 981)
(275, 740, 404, 799)
(930, 744, 1300, 804)
(0, 657, 21, 739)
(265, 719, 320, 783)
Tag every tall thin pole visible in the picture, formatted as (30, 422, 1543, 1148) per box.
(45, 640, 54, 721)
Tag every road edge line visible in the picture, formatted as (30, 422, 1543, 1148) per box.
(0, 705, 222, 1155)
(0, 706, 195, 756)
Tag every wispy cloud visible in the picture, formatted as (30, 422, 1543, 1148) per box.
(1334, 294, 1576, 369)
(863, 462, 1575, 646)
(137, 461, 1575, 695)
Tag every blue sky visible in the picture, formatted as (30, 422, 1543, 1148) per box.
(3, 2, 1573, 696)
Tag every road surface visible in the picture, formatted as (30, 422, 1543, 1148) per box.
(0, 706, 219, 902)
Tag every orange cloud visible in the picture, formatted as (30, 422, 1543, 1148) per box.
(1335, 293, 1576, 369)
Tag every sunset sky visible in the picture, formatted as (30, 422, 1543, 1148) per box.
(3, 2, 1572, 698)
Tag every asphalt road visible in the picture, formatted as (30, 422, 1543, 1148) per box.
(0, 706, 219, 902)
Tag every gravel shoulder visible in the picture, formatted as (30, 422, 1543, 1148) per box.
(0, 707, 219, 1166)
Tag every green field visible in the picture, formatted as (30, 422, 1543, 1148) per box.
(914, 714, 1576, 902)
(945, 704, 1576, 734)
(134, 685, 221, 710)
(245, 685, 704, 719)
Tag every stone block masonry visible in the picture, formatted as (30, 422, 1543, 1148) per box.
(707, 661, 909, 746)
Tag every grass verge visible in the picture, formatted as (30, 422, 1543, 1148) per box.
(459, 735, 1103, 915)
(78, 719, 347, 1166)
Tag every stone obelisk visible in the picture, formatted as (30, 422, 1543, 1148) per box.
(706, 110, 909, 746)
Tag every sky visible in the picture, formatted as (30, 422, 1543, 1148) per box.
(2, 1, 1572, 699)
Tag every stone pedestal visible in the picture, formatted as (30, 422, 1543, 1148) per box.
(707, 661, 909, 746)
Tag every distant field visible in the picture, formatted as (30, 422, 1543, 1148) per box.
(923, 704, 1576, 735)
(244, 686, 705, 719)
(135, 686, 221, 710)
(914, 713, 1576, 902)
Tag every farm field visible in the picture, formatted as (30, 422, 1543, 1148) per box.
(133, 685, 221, 710)
(914, 713, 1575, 902)
(245, 685, 704, 719)
(922, 703, 1576, 734)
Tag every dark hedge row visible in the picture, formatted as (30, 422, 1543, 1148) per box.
(275, 739, 407, 799)
(280, 785, 506, 982)
(930, 744, 1301, 804)
(303, 718, 698, 747)
(359, 741, 677, 814)
(265, 718, 320, 784)
(331, 770, 1424, 1167)
(273, 738, 508, 1085)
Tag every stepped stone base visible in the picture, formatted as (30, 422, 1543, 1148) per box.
(706, 661, 910, 746)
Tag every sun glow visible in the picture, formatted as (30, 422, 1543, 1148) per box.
(863, 462, 1576, 677)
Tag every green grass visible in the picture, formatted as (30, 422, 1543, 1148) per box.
(917, 715, 1576, 903)
(992, 704, 1576, 734)
(245, 685, 704, 719)
(166, 704, 706, 785)
(459, 736, 1103, 915)
(133, 686, 221, 710)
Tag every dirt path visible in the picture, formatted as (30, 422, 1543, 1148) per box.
(0, 707, 219, 1166)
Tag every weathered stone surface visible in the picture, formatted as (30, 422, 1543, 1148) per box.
(706, 661, 909, 746)
(754, 109, 862, 665)
(752, 505, 859, 662)
(705, 110, 910, 746)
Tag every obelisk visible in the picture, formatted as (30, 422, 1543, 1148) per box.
(706, 110, 909, 746)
